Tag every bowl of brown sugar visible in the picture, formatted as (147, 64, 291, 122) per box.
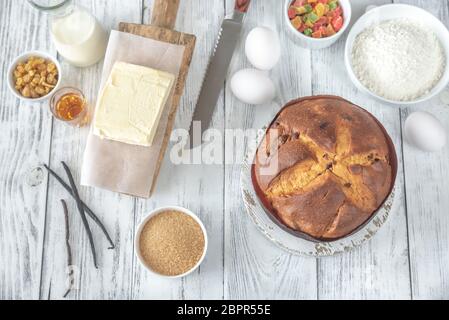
(135, 206, 207, 278)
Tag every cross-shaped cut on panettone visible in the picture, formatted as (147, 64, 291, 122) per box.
(253, 96, 395, 240)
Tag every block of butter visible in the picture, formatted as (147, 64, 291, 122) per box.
(93, 62, 175, 147)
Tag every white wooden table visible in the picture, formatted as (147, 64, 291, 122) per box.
(1, 0, 448, 300)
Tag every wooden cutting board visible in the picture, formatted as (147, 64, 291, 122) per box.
(118, 0, 196, 196)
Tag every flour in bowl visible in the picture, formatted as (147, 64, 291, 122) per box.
(351, 18, 446, 102)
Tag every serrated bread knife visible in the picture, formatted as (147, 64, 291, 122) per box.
(188, 0, 251, 148)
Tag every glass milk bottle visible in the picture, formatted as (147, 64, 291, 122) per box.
(28, 0, 108, 67)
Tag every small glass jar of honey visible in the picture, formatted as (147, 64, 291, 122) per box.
(50, 87, 89, 127)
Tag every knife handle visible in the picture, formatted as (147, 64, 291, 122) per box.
(235, 0, 251, 13)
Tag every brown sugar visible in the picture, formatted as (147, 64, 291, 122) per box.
(139, 210, 205, 276)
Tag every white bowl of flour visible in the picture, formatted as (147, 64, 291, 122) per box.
(345, 4, 449, 105)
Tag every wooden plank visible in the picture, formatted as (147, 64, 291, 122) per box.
(396, 0, 449, 300)
(0, 0, 55, 300)
(39, 0, 142, 300)
(224, 0, 318, 300)
(130, 0, 225, 299)
(315, 0, 411, 299)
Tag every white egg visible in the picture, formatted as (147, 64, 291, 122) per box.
(230, 69, 276, 105)
(404, 111, 447, 152)
(245, 27, 281, 71)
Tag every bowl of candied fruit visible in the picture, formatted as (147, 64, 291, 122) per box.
(285, 0, 351, 50)
(8, 51, 61, 102)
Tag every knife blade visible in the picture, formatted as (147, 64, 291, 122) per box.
(189, 0, 251, 149)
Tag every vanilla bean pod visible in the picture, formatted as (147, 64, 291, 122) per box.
(43, 164, 115, 249)
(60, 199, 74, 298)
(61, 162, 98, 269)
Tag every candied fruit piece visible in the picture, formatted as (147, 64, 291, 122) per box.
(332, 15, 343, 31)
(326, 24, 336, 36)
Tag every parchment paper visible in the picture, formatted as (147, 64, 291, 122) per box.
(81, 30, 185, 198)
